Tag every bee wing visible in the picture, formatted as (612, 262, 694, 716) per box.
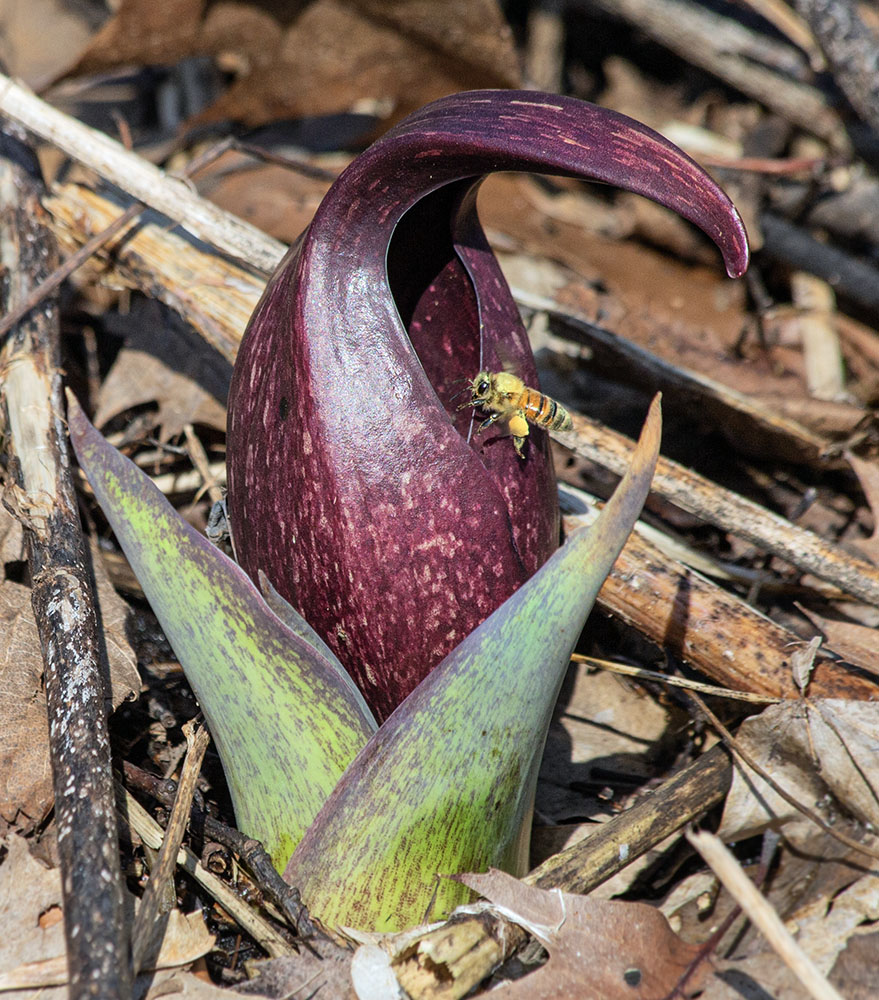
(495, 341, 520, 377)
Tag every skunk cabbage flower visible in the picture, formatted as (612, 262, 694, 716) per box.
(227, 91, 748, 720)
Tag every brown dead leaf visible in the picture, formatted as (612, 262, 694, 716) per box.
(0, 508, 25, 570)
(797, 605, 879, 674)
(454, 869, 704, 999)
(537, 665, 679, 824)
(0, 0, 97, 88)
(0, 584, 53, 833)
(195, 150, 336, 245)
(845, 451, 879, 565)
(69, 0, 519, 128)
(718, 700, 879, 844)
(0, 834, 66, 1000)
(0, 834, 215, 995)
(95, 299, 229, 442)
(0, 508, 139, 834)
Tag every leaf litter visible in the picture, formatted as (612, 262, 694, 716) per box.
(4, 0, 879, 996)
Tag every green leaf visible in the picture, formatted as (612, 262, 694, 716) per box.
(66, 392, 376, 869)
(285, 396, 663, 931)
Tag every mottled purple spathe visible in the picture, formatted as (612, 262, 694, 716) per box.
(227, 90, 749, 721)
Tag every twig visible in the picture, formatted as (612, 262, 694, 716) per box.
(0, 72, 286, 274)
(0, 126, 131, 998)
(585, 0, 849, 149)
(131, 722, 210, 976)
(561, 497, 879, 702)
(0, 201, 141, 341)
(795, 0, 879, 137)
(123, 760, 316, 938)
(118, 787, 296, 959)
(46, 182, 260, 364)
(553, 406, 879, 608)
(687, 830, 845, 1000)
(570, 654, 782, 703)
(395, 745, 733, 1000)
(761, 212, 879, 315)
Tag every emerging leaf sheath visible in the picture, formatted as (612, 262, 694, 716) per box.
(67, 394, 376, 869)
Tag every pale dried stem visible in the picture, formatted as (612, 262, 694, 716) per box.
(0, 72, 286, 274)
(554, 411, 879, 608)
(131, 723, 210, 976)
(687, 830, 845, 1000)
(119, 788, 295, 959)
(587, 0, 848, 149)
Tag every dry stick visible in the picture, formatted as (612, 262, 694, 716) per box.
(513, 284, 833, 464)
(561, 505, 879, 702)
(0, 72, 287, 275)
(131, 722, 210, 976)
(585, 0, 849, 149)
(0, 128, 131, 999)
(795, 0, 879, 138)
(570, 653, 782, 704)
(118, 788, 296, 959)
(554, 411, 879, 608)
(394, 745, 734, 1000)
(122, 760, 316, 938)
(687, 831, 845, 1000)
(46, 182, 261, 364)
(761, 212, 879, 316)
(0, 201, 141, 340)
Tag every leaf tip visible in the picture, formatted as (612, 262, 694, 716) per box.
(636, 393, 662, 471)
(722, 212, 750, 279)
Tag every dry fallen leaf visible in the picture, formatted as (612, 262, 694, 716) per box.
(845, 451, 879, 565)
(68, 0, 520, 128)
(0, 833, 215, 995)
(537, 664, 679, 824)
(454, 868, 705, 999)
(797, 605, 879, 675)
(0, 508, 139, 834)
(95, 299, 229, 442)
(0, 582, 55, 833)
(718, 700, 879, 844)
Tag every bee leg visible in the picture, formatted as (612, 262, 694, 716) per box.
(476, 413, 499, 435)
(509, 411, 530, 460)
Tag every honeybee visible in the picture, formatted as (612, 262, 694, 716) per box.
(459, 370, 573, 459)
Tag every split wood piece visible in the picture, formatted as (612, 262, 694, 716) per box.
(45, 182, 261, 364)
(394, 745, 733, 1000)
(587, 0, 849, 150)
(0, 128, 131, 1000)
(555, 415, 879, 608)
(0, 72, 286, 275)
(563, 503, 879, 701)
